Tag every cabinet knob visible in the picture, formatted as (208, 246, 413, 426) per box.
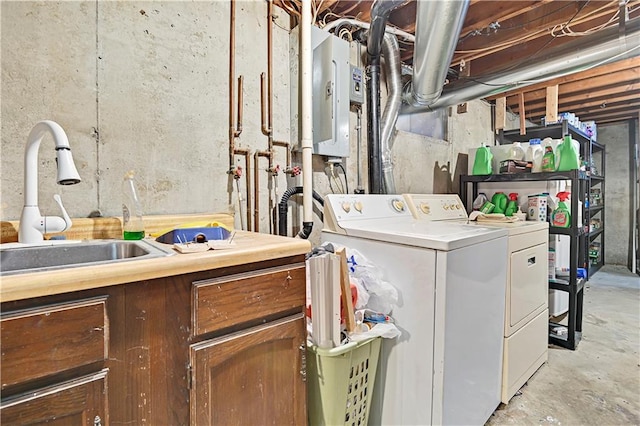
(94, 416, 102, 426)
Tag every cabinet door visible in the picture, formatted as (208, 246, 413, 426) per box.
(0, 369, 108, 426)
(190, 314, 306, 425)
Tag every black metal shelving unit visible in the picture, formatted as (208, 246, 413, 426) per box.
(460, 120, 603, 350)
(460, 170, 587, 350)
(587, 141, 605, 277)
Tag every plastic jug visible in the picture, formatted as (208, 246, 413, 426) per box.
(556, 135, 580, 171)
(526, 138, 544, 172)
(472, 145, 493, 175)
(491, 192, 508, 214)
(509, 142, 525, 160)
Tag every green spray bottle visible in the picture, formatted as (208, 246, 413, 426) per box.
(551, 192, 571, 228)
(505, 193, 519, 216)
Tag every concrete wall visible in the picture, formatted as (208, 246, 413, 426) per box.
(599, 122, 635, 267)
(1, 1, 493, 245)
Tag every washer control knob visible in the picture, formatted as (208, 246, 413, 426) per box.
(354, 201, 363, 212)
(391, 199, 405, 212)
(420, 203, 431, 215)
(341, 202, 351, 213)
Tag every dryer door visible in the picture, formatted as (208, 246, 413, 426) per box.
(510, 242, 548, 329)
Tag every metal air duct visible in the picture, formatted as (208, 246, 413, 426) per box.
(407, 17, 640, 113)
(402, 0, 470, 109)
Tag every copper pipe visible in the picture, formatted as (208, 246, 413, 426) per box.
(273, 140, 291, 170)
(234, 147, 252, 232)
(260, 72, 271, 136)
(235, 75, 243, 137)
(253, 151, 272, 232)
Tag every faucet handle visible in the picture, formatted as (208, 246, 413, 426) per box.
(44, 194, 73, 234)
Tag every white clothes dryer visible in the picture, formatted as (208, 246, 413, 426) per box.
(322, 194, 508, 426)
(404, 193, 549, 404)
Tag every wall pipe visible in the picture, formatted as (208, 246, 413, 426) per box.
(366, 0, 407, 194)
(403, 16, 640, 113)
(380, 33, 402, 194)
(253, 150, 271, 232)
(229, 0, 252, 231)
(299, 0, 313, 239)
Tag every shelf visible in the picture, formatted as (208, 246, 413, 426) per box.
(462, 170, 585, 183)
(589, 262, 603, 277)
(500, 121, 595, 145)
(549, 322, 582, 350)
(549, 277, 586, 293)
(590, 175, 604, 185)
(549, 226, 585, 237)
(587, 205, 604, 214)
(591, 140, 605, 152)
(589, 228, 604, 239)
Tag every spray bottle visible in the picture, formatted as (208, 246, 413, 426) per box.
(551, 192, 571, 228)
(505, 193, 519, 216)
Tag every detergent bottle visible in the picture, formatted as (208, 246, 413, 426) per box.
(541, 144, 556, 172)
(556, 135, 580, 171)
(491, 192, 508, 214)
(551, 192, 571, 228)
(505, 193, 519, 216)
(509, 142, 525, 160)
(472, 144, 493, 175)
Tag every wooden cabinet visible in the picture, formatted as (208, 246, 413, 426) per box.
(190, 315, 306, 425)
(1, 298, 109, 426)
(1, 254, 307, 424)
(1, 370, 108, 426)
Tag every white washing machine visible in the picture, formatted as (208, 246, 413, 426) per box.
(404, 193, 549, 404)
(322, 194, 508, 426)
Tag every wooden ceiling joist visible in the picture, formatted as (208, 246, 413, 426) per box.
(512, 90, 640, 118)
(487, 57, 640, 101)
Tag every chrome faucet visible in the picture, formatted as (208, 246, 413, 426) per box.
(18, 120, 81, 244)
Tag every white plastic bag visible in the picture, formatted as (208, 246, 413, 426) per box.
(346, 248, 398, 314)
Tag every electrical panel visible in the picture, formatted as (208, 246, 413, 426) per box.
(349, 65, 364, 105)
(311, 26, 350, 158)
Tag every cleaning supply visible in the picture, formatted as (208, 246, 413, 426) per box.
(472, 193, 488, 211)
(472, 144, 493, 175)
(122, 170, 145, 240)
(508, 142, 525, 160)
(505, 193, 519, 216)
(556, 135, 580, 171)
(551, 192, 571, 228)
(526, 138, 544, 172)
(514, 206, 527, 221)
(491, 192, 508, 214)
(541, 144, 556, 172)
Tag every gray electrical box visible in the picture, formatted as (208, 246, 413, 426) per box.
(349, 65, 364, 105)
(311, 26, 350, 158)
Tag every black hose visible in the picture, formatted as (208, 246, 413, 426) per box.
(278, 186, 324, 237)
(366, 0, 407, 194)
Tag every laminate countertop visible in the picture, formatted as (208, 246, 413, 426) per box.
(0, 231, 311, 303)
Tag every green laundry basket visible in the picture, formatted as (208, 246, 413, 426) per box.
(307, 337, 382, 426)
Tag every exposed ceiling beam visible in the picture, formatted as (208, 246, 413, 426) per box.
(510, 90, 640, 117)
(487, 57, 640, 101)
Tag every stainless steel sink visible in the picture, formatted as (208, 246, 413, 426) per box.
(0, 239, 175, 276)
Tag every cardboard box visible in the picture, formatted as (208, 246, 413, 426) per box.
(527, 194, 547, 221)
(499, 159, 532, 174)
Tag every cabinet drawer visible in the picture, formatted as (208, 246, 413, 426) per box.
(1, 297, 108, 389)
(193, 264, 306, 336)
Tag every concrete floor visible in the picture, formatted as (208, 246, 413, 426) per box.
(487, 265, 640, 425)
